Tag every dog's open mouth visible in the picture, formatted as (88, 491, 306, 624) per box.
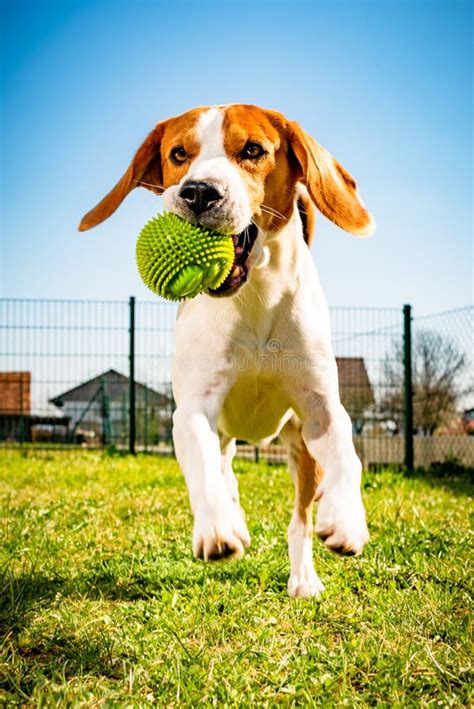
(208, 223, 259, 297)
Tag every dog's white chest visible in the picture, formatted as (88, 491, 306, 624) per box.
(217, 344, 293, 443)
(218, 383, 291, 443)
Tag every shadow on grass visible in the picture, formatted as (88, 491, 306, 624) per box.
(0, 561, 288, 699)
(366, 460, 474, 495)
(0, 566, 206, 697)
(1, 626, 124, 700)
(406, 459, 474, 495)
(1, 560, 288, 637)
(1, 571, 65, 635)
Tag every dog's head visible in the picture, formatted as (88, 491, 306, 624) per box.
(80, 104, 374, 295)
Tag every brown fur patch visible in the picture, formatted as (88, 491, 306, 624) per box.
(297, 193, 316, 247)
(281, 414, 325, 531)
(287, 121, 373, 237)
(160, 108, 206, 186)
(222, 105, 300, 233)
(297, 440, 324, 531)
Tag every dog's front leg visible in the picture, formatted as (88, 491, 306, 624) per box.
(173, 395, 250, 561)
(294, 364, 369, 556)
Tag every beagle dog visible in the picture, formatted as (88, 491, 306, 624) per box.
(80, 104, 374, 598)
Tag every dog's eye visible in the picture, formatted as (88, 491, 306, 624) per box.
(241, 142, 266, 160)
(170, 146, 187, 164)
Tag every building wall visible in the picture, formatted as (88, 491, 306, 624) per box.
(0, 372, 31, 414)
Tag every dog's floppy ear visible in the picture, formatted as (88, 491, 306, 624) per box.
(287, 121, 375, 237)
(78, 122, 166, 231)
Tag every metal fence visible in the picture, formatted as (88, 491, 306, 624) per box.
(0, 298, 472, 468)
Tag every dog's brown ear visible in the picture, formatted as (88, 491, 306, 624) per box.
(78, 122, 166, 231)
(287, 121, 375, 237)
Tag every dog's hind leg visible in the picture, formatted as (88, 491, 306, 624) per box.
(219, 433, 240, 503)
(280, 414, 325, 598)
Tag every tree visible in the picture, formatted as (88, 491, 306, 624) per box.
(381, 329, 466, 435)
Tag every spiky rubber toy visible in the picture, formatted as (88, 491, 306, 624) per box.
(136, 212, 235, 301)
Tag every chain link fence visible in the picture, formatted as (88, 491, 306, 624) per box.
(409, 307, 473, 466)
(0, 298, 472, 468)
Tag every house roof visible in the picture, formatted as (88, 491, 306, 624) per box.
(335, 357, 374, 411)
(0, 372, 31, 415)
(336, 357, 372, 391)
(50, 369, 170, 408)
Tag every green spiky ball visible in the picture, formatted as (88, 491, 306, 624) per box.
(136, 212, 235, 301)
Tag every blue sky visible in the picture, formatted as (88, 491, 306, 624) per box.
(1, 0, 472, 314)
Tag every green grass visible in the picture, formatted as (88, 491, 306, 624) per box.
(1, 451, 472, 707)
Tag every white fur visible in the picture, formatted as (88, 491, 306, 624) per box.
(195, 108, 226, 160)
(287, 515, 325, 598)
(170, 111, 369, 596)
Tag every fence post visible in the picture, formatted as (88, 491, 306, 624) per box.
(100, 377, 111, 447)
(255, 445, 260, 464)
(403, 304, 414, 470)
(144, 383, 148, 453)
(129, 296, 136, 455)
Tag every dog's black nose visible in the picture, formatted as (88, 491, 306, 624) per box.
(179, 181, 223, 215)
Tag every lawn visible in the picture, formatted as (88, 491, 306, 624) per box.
(1, 451, 472, 706)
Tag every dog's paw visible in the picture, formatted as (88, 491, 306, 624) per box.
(287, 567, 325, 599)
(315, 484, 369, 556)
(193, 501, 250, 561)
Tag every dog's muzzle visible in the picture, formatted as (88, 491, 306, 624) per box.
(208, 223, 259, 297)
